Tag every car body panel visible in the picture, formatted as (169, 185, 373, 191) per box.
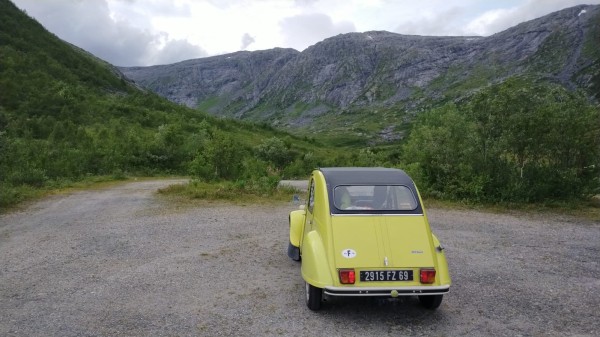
(331, 215, 436, 271)
(300, 230, 334, 288)
(289, 209, 305, 247)
(431, 233, 451, 286)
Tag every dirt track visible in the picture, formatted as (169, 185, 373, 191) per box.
(1, 180, 599, 336)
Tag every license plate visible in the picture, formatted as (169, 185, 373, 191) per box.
(360, 270, 413, 282)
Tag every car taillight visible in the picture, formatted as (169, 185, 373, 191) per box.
(420, 268, 436, 284)
(339, 269, 355, 284)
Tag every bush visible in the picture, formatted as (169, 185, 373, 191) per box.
(255, 137, 293, 170)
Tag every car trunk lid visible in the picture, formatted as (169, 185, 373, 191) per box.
(331, 215, 435, 269)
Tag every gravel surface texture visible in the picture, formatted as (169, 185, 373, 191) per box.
(1, 179, 599, 336)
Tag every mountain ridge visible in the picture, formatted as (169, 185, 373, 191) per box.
(120, 5, 600, 139)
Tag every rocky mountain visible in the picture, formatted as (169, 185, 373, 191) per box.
(120, 5, 600, 140)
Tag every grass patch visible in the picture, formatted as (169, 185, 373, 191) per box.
(157, 179, 299, 205)
(4, 173, 596, 222)
(423, 196, 600, 221)
(0, 184, 46, 211)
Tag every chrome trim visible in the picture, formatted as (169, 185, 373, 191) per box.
(324, 285, 450, 297)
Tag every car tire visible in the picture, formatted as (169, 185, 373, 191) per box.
(287, 242, 301, 261)
(418, 295, 443, 310)
(305, 281, 322, 311)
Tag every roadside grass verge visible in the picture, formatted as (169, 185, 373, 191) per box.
(0, 184, 46, 212)
(3, 175, 597, 222)
(160, 180, 599, 221)
(424, 196, 600, 222)
(157, 179, 299, 205)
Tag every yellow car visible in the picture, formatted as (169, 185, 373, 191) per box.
(288, 167, 451, 310)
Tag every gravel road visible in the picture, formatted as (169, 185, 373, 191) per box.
(1, 180, 599, 336)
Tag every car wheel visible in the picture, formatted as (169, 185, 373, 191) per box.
(305, 281, 322, 311)
(418, 295, 443, 310)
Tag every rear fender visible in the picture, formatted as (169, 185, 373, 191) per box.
(301, 230, 333, 288)
(432, 233, 451, 286)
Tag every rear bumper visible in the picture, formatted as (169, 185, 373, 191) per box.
(324, 285, 450, 297)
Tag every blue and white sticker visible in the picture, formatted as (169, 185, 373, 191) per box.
(341, 249, 357, 258)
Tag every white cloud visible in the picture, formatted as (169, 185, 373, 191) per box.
(465, 0, 600, 36)
(149, 39, 207, 66)
(279, 13, 356, 50)
(394, 7, 468, 36)
(465, 8, 516, 36)
(240, 33, 256, 50)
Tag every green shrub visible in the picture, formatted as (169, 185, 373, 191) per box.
(402, 78, 600, 202)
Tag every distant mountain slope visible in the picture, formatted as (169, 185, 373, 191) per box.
(0, 0, 326, 208)
(121, 4, 600, 139)
(122, 48, 299, 112)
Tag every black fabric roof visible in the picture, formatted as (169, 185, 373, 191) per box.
(320, 167, 416, 187)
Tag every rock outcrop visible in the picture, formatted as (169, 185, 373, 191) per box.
(120, 5, 600, 128)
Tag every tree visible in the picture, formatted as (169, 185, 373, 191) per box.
(190, 132, 247, 180)
(402, 103, 484, 200)
(255, 137, 292, 170)
(467, 77, 600, 201)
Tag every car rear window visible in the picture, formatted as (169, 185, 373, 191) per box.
(333, 185, 418, 211)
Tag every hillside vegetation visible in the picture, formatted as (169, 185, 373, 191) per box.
(1, 0, 598, 209)
(0, 0, 342, 209)
(402, 78, 599, 202)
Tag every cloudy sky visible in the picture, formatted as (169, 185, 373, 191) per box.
(12, 0, 600, 67)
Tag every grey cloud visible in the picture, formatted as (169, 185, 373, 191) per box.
(279, 13, 356, 51)
(13, 0, 204, 66)
(150, 39, 207, 65)
(240, 33, 255, 50)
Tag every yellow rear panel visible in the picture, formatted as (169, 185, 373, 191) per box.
(331, 215, 436, 286)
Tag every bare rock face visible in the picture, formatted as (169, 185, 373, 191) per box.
(120, 48, 299, 112)
(119, 5, 600, 125)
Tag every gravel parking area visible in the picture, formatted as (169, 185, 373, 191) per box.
(1, 180, 599, 336)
